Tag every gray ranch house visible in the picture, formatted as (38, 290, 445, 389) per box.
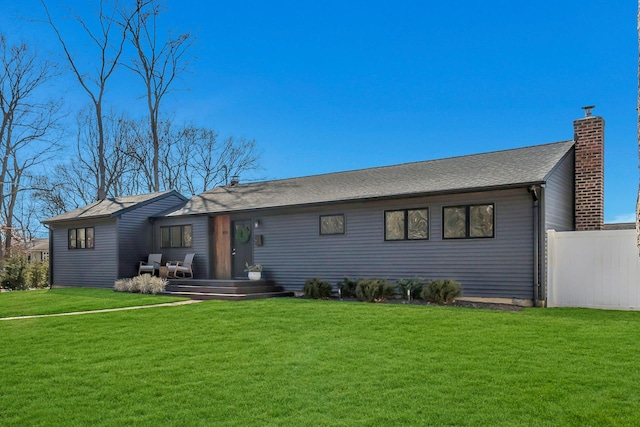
(44, 111, 605, 306)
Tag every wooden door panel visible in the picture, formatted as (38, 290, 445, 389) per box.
(213, 215, 231, 279)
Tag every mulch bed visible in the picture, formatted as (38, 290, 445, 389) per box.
(298, 295, 525, 311)
(448, 299, 524, 312)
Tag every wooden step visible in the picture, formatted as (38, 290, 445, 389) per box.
(165, 284, 282, 294)
(161, 278, 294, 301)
(160, 290, 294, 301)
(168, 279, 277, 287)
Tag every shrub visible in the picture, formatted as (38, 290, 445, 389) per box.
(132, 275, 152, 294)
(114, 278, 135, 293)
(421, 279, 462, 304)
(0, 256, 50, 290)
(336, 277, 358, 298)
(136, 274, 168, 294)
(303, 278, 333, 299)
(114, 275, 168, 294)
(25, 261, 49, 289)
(395, 278, 425, 300)
(1, 255, 28, 290)
(149, 276, 168, 294)
(355, 278, 395, 302)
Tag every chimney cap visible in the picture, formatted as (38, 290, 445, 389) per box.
(229, 175, 240, 186)
(581, 105, 596, 117)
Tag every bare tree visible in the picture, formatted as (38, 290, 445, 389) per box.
(35, 116, 262, 215)
(0, 35, 60, 257)
(116, 116, 160, 193)
(120, 0, 193, 192)
(34, 107, 137, 210)
(179, 130, 260, 195)
(40, 0, 134, 201)
(14, 190, 41, 242)
(30, 174, 70, 218)
(158, 123, 260, 196)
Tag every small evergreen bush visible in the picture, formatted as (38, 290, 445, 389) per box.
(303, 278, 333, 299)
(25, 261, 49, 289)
(0, 256, 49, 290)
(395, 278, 425, 300)
(355, 278, 395, 302)
(1, 255, 28, 290)
(336, 277, 358, 298)
(421, 279, 462, 304)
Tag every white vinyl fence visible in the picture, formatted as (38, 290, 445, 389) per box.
(547, 229, 640, 310)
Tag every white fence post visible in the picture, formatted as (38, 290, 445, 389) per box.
(546, 229, 556, 307)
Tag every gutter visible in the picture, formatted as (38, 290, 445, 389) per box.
(42, 214, 113, 226)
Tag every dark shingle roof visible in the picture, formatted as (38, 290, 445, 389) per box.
(25, 238, 49, 251)
(602, 223, 635, 230)
(44, 190, 183, 223)
(168, 140, 574, 216)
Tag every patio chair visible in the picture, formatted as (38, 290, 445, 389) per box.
(167, 253, 195, 279)
(139, 253, 162, 276)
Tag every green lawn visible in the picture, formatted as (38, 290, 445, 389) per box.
(1, 290, 639, 426)
(0, 288, 187, 318)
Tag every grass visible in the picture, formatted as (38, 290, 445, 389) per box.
(1, 290, 639, 426)
(0, 288, 187, 318)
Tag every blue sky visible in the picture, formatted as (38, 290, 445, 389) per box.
(1, 0, 637, 222)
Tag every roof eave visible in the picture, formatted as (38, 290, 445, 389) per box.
(42, 190, 187, 224)
(167, 181, 546, 217)
(42, 214, 115, 225)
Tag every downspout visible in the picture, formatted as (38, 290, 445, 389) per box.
(150, 217, 156, 252)
(47, 225, 54, 289)
(528, 185, 540, 307)
(538, 185, 546, 307)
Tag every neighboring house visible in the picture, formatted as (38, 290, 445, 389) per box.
(25, 238, 49, 262)
(44, 111, 606, 306)
(43, 191, 187, 288)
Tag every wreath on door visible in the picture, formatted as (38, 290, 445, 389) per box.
(235, 225, 251, 244)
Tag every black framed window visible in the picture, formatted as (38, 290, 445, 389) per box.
(320, 214, 345, 235)
(385, 208, 429, 241)
(160, 225, 193, 248)
(68, 227, 94, 249)
(443, 204, 494, 239)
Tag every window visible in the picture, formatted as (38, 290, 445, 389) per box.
(443, 204, 494, 239)
(68, 227, 94, 249)
(320, 214, 345, 235)
(385, 208, 429, 241)
(160, 225, 193, 248)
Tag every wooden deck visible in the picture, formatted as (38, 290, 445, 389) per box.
(161, 279, 294, 301)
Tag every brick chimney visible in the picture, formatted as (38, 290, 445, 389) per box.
(573, 106, 604, 230)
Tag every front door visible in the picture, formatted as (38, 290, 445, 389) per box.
(231, 220, 253, 278)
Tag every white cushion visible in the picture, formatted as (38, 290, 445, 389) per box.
(167, 266, 189, 272)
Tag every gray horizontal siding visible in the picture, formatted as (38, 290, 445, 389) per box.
(118, 193, 187, 278)
(51, 219, 118, 288)
(254, 188, 535, 299)
(545, 150, 574, 231)
(152, 215, 209, 278)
